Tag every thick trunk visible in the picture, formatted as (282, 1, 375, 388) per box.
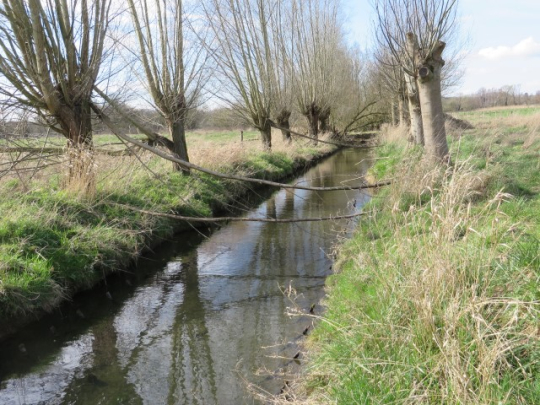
(405, 33, 424, 145)
(276, 109, 292, 143)
(66, 143, 94, 194)
(260, 121, 272, 150)
(169, 119, 190, 174)
(409, 99, 424, 145)
(319, 107, 331, 133)
(405, 76, 424, 145)
(58, 102, 95, 194)
(416, 40, 450, 161)
(391, 101, 397, 125)
(305, 103, 321, 146)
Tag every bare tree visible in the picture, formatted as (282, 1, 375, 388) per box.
(202, 0, 280, 149)
(375, 0, 460, 160)
(375, 1, 422, 144)
(0, 0, 112, 189)
(290, 0, 342, 145)
(125, 0, 208, 173)
(329, 48, 382, 135)
(373, 50, 404, 126)
(270, 0, 295, 143)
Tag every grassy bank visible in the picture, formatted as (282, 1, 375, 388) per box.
(0, 130, 335, 338)
(300, 106, 540, 404)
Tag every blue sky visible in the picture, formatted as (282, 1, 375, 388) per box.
(342, 0, 540, 95)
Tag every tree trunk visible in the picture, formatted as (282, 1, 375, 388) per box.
(416, 40, 450, 161)
(169, 119, 190, 174)
(66, 143, 94, 195)
(260, 120, 272, 150)
(276, 109, 292, 143)
(408, 98, 424, 145)
(59, 102, 95, 194)
(405, 34, 424, 146)
(305, 103, 321, 145)
(319, 107, 331, 133)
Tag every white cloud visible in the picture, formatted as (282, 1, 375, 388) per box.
(478, 37, 540, 59)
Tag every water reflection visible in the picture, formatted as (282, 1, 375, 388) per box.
(0, 149, 372, 404)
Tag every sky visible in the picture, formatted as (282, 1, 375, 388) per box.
(342, 0, 540, 96)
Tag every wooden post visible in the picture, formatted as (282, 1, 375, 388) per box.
(240, 130, 244, 142)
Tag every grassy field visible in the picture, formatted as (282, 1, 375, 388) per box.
(0, 129, 334, 335)
(297, 106, 540, 404)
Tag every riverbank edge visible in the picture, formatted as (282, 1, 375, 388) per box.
(0, 144, 344, 342)
(297, 130, 540, 403)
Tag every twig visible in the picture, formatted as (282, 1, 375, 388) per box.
(110, 202, 366, 223)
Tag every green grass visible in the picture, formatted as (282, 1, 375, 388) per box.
(455, 105, 540, 120)
(303, 108, 540, 404)
(0, 130, 260, 148)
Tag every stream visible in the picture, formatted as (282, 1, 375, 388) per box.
(0, 148, 372, 405)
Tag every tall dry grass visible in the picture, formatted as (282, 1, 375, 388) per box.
(288, 139, 540, 404)
(379, 123, 410, 145)
(0, 128, 334, 196)
(372, 158, 537, 403)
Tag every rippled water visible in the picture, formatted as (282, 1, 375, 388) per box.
(0, 148, 372, 404)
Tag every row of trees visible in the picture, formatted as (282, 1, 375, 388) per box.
(445, 86, 540, 112)
(374, 0, 460, 161)
(202, 0, 382, 149)
(0, 0, 463, 193)
(0, 0, 381, 185)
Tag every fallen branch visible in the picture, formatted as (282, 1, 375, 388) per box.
(269, 121, 377, 149)
(112, 203, 366, 223)
(90, 102, 391, 192)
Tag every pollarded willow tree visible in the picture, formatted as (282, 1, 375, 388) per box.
(270, 0, 295, 143)
(375, 0, 460, 160)
(202, 0, 354, 148)
(375, 1, 423, 144)
(202, 0, 282, 150)
(0, 0, 112, 189)
(124, 0, 208, 173)
(289, 0, 342, 145)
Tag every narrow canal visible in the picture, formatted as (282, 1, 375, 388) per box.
(0, 148, 372, 404)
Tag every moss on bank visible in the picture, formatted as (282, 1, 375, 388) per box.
(303, 108, 540, 404)
(0, 143, 335, 338)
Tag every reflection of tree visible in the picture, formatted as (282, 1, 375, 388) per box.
(167, 249, 218, 405)
(266, 198, 277, 219)
(222, 151, 373, 389)
(62, 316, 143, 404)
(284, 189, 295, 213)
(249, 150, 372, 282)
